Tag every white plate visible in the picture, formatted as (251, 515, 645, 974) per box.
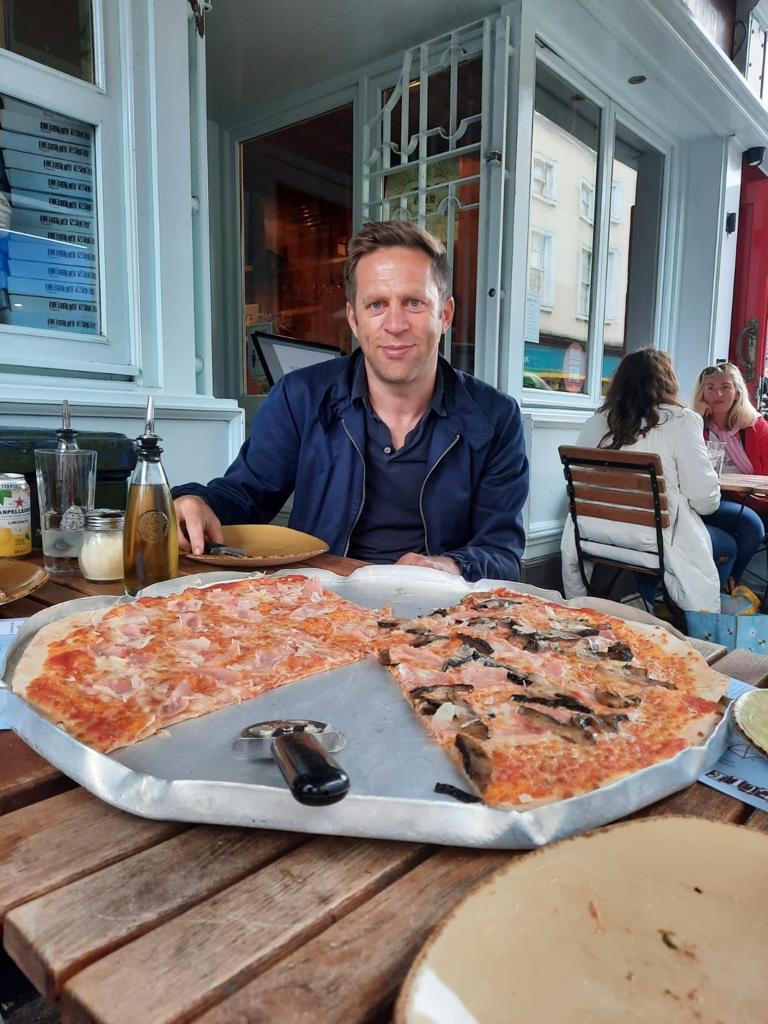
(397, 816, 768, 1023)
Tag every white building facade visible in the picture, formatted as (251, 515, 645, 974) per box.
(2, 0, 768, 577)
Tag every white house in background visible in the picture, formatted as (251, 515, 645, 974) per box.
(1, 0, 767, 583)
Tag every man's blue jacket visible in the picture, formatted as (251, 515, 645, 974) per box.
(173, 350, 529, 582)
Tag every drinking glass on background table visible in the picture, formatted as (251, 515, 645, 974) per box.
(705, 439, 726, 476)
(34, 449, 97, 573)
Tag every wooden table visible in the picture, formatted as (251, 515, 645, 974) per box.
(2, 555, 768, 1024)
(719, 472, 768, 495)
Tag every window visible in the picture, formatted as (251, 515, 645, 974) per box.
(579, 180, 594, 223)
(532, 155, 557, 202)
(522, 64, 599, 395)
(0, 0, 94, 83)
(240, 105, 353, 394)
(578, 247, 592, 319)
(528, 230, 554, 308)
(0, 1, 136, 376)
(610, 181, 623, 222)
(747, 12, 768, 101)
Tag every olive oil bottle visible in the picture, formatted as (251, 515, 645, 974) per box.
(123, 397, 178, 595)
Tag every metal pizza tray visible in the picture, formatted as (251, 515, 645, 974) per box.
(0, 566, 732, 849)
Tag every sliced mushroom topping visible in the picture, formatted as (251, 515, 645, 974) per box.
(607, 641, 634, 662)
(377, 619, 399, 629)
(411, 683, 475, 715)
(378, 649, 398, 667)
(405, 626, 428, 635)
(473, 597, 523, 610)
(546, 618, 601, 637)
(594, 688, 641, 709)
(459, 718, 491, 740)
(517, 705, 597, 745)
(590, 712, 630, 733)
(409, 633, 450, 648)
(508, 692, 593, 715)
(455, 733, 493, 791)
(455, 632, 495, 656)
(619, 664, 676, 689)
(430, 608, 449, 617)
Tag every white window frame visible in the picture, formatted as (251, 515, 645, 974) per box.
(605, 247, 619, 322)
(532, 153, 557, 203)
(0, 0, 138, 377)
(577, 245, 592, 320)
(579, 178, 594, 223)
(528, 228, 555, 309)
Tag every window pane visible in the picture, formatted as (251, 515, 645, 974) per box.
(0, 0, 94, 83)
(377, 57, 483, 375)
(523, 61, 600, 394)
(601, 121, 664, 395)
(0, 94, 99, 335)
(240, 105, 353, 394)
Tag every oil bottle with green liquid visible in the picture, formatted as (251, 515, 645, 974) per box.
(123, 397, 178, 595)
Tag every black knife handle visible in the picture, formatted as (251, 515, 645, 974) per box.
(271, 732, 350, 806)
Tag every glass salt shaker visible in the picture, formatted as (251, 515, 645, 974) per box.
(78, 509, 125, 582)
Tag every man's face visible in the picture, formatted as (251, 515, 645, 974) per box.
(346, 246, 454, 389)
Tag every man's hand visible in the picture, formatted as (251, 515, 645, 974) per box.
(396, 552, 461, 575)
(174, 495, 225, 555)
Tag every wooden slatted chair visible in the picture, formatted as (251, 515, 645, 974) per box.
(558, 445, 683, 626)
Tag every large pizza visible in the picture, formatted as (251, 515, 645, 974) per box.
(9, 575, 727, 809)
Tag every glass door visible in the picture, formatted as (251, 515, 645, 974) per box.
(239, 104, 354, 394)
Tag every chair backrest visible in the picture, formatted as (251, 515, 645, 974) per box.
(558, 445, 669, 530)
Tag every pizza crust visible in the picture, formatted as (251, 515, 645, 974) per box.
(10, 607, 111, 699)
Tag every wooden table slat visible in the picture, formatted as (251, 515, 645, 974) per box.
(0, 789, 185, 921)
(0, 733, 73, 816)
(194, 848, 511, 1024)
(745, 809, 768, 833)
(640, 781, 751, 823)
(5, 827, 308, 1001)
(60, 837, 428, 1024)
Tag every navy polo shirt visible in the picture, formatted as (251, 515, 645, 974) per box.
(346, 360, 446, 563)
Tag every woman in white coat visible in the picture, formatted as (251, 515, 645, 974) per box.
(560, 349, 724, 612)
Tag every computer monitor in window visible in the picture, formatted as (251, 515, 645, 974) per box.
(249, 329, 341, 387)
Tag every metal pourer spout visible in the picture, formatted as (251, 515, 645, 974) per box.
(56, 399, 79, 451)
(136, 396, 163, 458)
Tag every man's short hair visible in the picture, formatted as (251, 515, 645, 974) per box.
(344, 220, 451, 305)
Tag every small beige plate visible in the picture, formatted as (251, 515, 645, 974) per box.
(183, 524, 329, 568)
(0, 558, 48, 606)
(396, 817, 768, 1024)
(734, 689, 768, 757)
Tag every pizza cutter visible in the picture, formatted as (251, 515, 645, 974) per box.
(232, 719, 350, 806)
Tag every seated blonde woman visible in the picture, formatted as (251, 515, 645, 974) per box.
(561, 349, 721, 612)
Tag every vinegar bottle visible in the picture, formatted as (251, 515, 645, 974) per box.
(123, 396, 178, 595)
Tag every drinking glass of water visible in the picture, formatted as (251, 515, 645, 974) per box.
(34, 449, 97, 574)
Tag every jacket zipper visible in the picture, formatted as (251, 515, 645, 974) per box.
(341, 418, 366, 556)
(419, 434, 460, 556)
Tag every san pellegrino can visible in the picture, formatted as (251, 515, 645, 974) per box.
(0, 473, 32, 556)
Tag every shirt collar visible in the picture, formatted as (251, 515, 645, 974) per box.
(351, 357, 447, 417)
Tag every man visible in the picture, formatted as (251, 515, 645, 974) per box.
(173, 220, 529, 581)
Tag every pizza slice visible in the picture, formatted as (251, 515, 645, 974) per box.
(378, 589, 727, 808)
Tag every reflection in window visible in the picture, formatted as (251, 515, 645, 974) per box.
(532, 155, 557, 202)
(372, 55, 483, 375)
(601, 121, 664, 395)
(523, 61, 600, 395)
(0, 1, 94, 83)
(579, 180, 594, 223)
(577, 248, 592, 319)
(528, 230, 554, 308)
(0, 94, 98, 335)
(240, 105, 353, 394)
